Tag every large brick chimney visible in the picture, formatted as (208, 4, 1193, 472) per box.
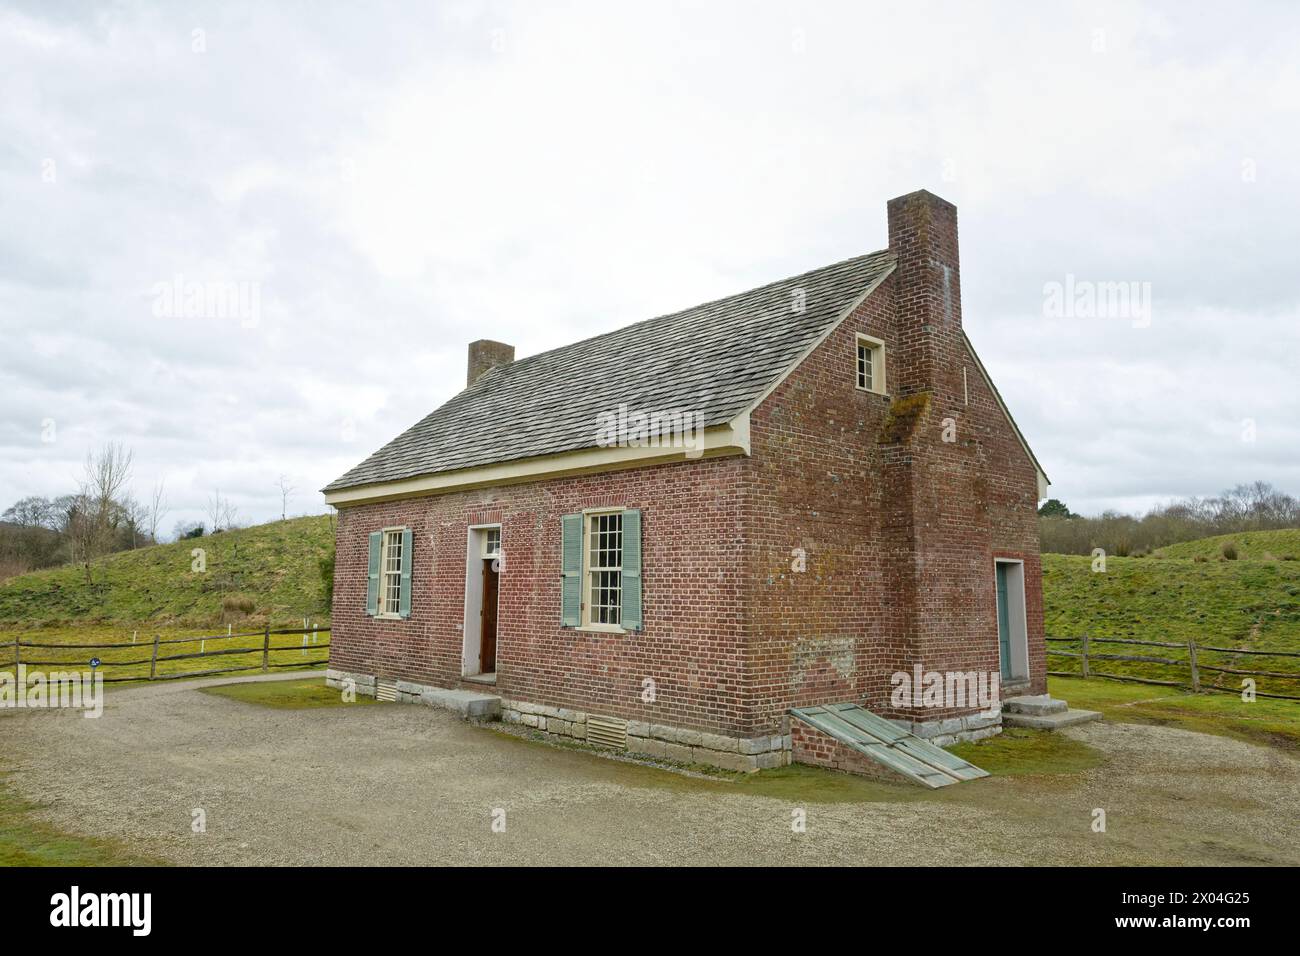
(885, 189, 964, 405)
(467, 339, 515, 387)
(879, 189, 998, 728)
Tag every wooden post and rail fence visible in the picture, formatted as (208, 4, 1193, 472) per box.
(1047, 633, 1300, 701)
(0, 626, 329, 683)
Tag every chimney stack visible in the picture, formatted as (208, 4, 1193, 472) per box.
(886, 189, 963, 404)
(467, 339, 515, 387)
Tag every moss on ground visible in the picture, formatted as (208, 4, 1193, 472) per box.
(0, 773, 163, 866)
(200, 676, 386, 710)
(1049, 675, 1300, 751)
(948, 726, 1105, 776)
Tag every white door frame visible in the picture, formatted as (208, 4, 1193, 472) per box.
(462, 523, 501, 676)
(994, 558, 1030, 683)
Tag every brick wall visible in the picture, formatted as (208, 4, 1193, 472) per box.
(737, 189, 1046, 740)
(789, 720, 903, 783)
(332, 456, 755, 737)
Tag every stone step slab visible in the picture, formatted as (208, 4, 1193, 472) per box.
(1004, 694, 1068, 716)
(1002, 708, 1101, 730)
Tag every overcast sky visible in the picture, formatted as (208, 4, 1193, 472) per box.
(2, 0, 1297, 533)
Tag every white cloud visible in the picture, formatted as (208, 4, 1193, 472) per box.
(0, 0, 1297, 529)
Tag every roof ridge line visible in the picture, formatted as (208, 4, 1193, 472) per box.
(471, 247, 895, 385)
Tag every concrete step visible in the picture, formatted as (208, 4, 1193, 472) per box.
(1004, 694, 1068, 716)
(419, 687, 501, 720)
(1002, 708, 1101, 730)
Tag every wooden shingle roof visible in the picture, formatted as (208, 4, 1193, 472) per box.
(325, 249, 896, 492)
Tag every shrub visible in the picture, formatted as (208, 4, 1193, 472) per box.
(319, 549, 336, 613)
(221, 594, 255, 616)
(1221, 542, 1238, 560)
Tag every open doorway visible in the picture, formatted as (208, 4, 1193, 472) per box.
(994, 558, 1029, 684)
(463, 525, 502, 680)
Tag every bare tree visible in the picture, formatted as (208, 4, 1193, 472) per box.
(74, 442, 134, 583)
(147, 479, 169, 543)
(276, 474, 295, 521)
(221, 497, 239, 531)
(206, 489, 240, 533)
(206, 490, 226, 534)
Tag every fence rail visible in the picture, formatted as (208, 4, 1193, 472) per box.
(1, 625, 329, 684)
(1047, 633, 1300, 700)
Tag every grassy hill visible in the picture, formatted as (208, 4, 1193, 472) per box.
(1042, 549, 1300, 693)
(1154, 529, 1300, 561)
(0, 515, 334, 629)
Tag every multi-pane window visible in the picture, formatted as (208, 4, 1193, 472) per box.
(483, 528, 501, 557)
(381, 529, 403, 615)
(586, 512, 622, 626)
(856, 335, 885, 394)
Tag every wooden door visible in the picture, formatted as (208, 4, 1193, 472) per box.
(480, 559, 499, 673)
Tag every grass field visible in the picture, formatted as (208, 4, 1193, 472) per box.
(1048, 676, 1300, 751)
(1041, 547, 1300, 695)
(1155, 528, 1300, 561)
(0, 624, 329, 683)
(0, 515, 333, 628)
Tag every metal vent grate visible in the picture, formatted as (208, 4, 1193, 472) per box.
(586, 714, 629, 750)
(376, 678, 398, 702)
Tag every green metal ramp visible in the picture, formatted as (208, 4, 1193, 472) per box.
(791, 703, 989, 789)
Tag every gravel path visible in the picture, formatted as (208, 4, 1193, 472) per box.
(2, 675, 1297, 866)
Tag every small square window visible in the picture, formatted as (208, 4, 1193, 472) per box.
(856, 335, 886, 394)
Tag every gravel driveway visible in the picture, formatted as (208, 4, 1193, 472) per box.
(2, 674, 1297, 866)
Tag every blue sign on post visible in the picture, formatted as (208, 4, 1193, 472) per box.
(89, 657, 101, 669)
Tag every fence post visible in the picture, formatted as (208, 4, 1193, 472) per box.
(149, 634, 160, 680)
(1188, 638, 1201, 693)
(13, 638, 19, 669)
(1080, 631, 1090, 679)
(262, 625, 271, 673)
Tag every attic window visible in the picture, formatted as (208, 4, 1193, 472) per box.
(856, 333, 886, 395)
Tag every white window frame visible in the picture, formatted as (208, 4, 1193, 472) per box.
(481, 527, 501, 559)
(580, 508, 624, 632)
(377, 526, 405, 619)
(855, 333, 887, 395)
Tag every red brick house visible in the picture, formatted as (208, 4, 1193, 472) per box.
(323, 189, 1051, 778)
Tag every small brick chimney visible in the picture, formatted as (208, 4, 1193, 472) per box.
(467, 339, 515, 387)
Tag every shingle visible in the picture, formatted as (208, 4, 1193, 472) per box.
(325, 249, 895, 491)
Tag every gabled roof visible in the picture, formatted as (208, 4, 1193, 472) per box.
(325, 249, 896, 493)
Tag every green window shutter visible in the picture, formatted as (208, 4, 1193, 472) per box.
(621, 509, 642, 630)
(398, 528, 414, 618)
(561, 513, 583, 627)
(366, 531, 382, 616)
